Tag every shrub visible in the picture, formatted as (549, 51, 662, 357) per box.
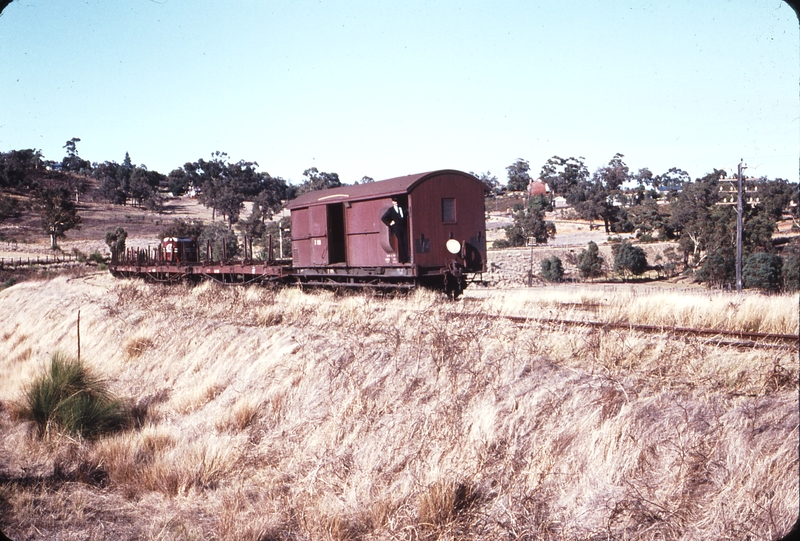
(71, 248, 87, 262)
(528, 194, 552, 212)
(578, 241, 604, 280)
(614, 218, 635, 233)
(18, 352, 128, 439)
(613, 240, 648, 279)
(638, 232, 656, 243)
(540, 256, 564, 282)
(105, 226, 128, 262)
(88, 250, 105, 264)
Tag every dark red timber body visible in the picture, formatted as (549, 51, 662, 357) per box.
(109, 169, 486, 295)
(286, 170, 487, 280)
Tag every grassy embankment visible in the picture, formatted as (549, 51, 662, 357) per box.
(0, 274, 797, 540)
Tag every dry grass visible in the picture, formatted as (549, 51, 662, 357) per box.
(0, 275, 796, 540)
(469, 286, 799, 335)
(124, 336, 154, 360)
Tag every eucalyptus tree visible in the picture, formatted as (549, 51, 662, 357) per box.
(296, 167, 342, 195)
(470, 171, 499, 193)
(61, 138, 91, 174)
(539, 155, 590, 197)
(505, 159, 531, 192)
(37, 187, 82, 249)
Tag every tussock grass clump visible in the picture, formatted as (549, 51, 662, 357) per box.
(17, 352, 128, 439)
(123, 336, 153, 360)
(418, 479, 479, 529)
(216, 397, 261, 432)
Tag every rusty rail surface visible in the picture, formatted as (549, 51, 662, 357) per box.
(451, 312, 799, 350)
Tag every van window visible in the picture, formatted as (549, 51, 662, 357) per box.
(442, 198, 456, 223)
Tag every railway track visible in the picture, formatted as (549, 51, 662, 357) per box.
(452, 312, 799, 350)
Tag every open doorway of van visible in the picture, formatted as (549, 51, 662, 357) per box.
(327, 203, 346, 264)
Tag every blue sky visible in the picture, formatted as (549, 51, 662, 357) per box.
(1, 1, 797, 186)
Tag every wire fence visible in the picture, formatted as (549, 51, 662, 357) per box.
(0, 253, 81, 269)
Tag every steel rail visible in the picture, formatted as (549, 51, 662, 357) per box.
(450, 312, 799, 350)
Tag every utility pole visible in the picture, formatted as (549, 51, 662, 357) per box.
(736, 160, 745, 293)
(717, 161, 758, 293)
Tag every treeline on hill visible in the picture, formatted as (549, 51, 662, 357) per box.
(0, 139, 350, 259)
(1, 142, 799, 291)
(479, 154, 799, 292)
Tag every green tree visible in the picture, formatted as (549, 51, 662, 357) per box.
(237, 202, 268, 239)
(159, 218, 205, 240)
(628, 199, 671, 240)
(93, 161, 127, 205)
(263, 216, 292, 259)
(296, 167, 342, 195)
(539, 156, 590, 197)
(215, 184, 246, 228)
(669, 171, 722, 265)
(37, 187, 82, 249)
(569, 153, 630, 234)
(612, 240, 647, 279)
(756, 177, 794, 221)
(662, 246, 682, 277)
(0, 148, 42, 190)
(743, 252, 783, 292)
(104, 227, 128, 262)
(0, 194, 22, 223)
(577, 241, 604, 280)
(253, 175, 288, 218)
(127, 166, 156, 207)
(655, 167, 691, 191)
(528, 194, 552, 212)
(540, 256, 564, 282)
(61, 137, 91, 174)
(470, 170, 499, 193)
(188, 152, 233, 222)
(505, 159, 531, 192)
(167, 168, 190, 196)
(634, 167, 654, 190)
(595, 152, 630, 192)
(696, 250, 735, 288)
(743, 212, 775, 253)
(184, 154, 265, 227)
(781, 243, 800, 292)
(198, 221, 239, 261)
(503, 207, 556, 246)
